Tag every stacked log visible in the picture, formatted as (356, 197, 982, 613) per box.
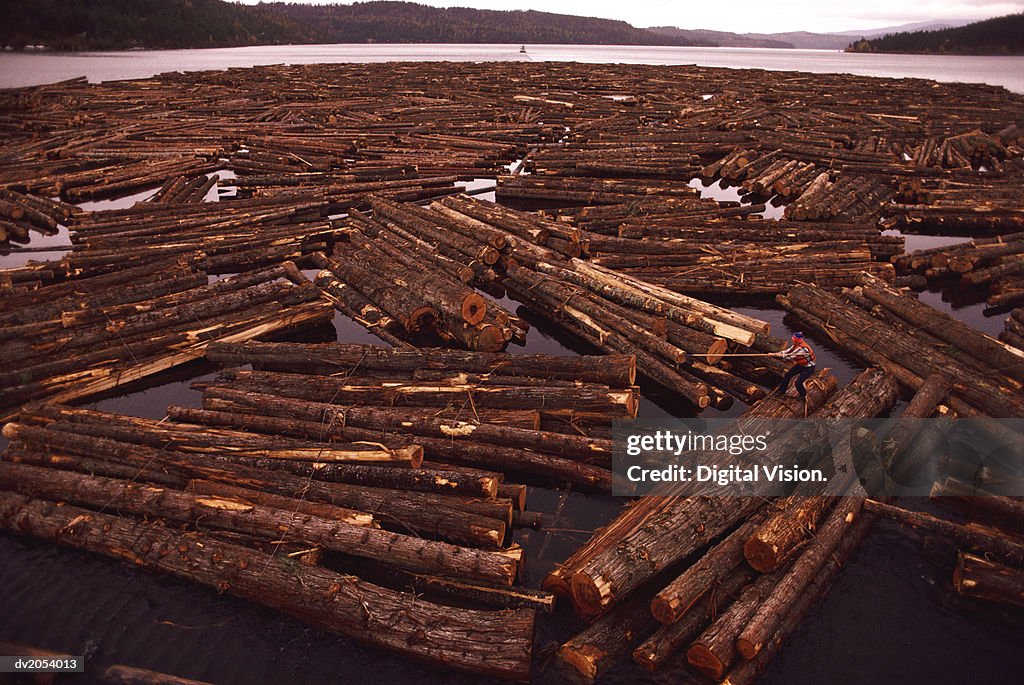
(199, 340, 635, 489)
(1000, 309, 1024, 350)
(0, 188, 78, 245)
(496, 175, 700, 206)
(0, 491, 534, 679)
(0, 262, 332, 421)
(150, 172, 220, 204)
(503, 257, 774, 409)
(315, 215, 521, 351)
(894, 229, 1024, 271)
(778, 276, 1024, 417)
(552, 369, 898, 680)
(908, 130, 1007, 170)
(63, 194, 340, 275)
(894, 178, 1024, 233)
(893, 232, 1024, 308)
(546, 367, 837, 607)
(0, 398, 552, 677)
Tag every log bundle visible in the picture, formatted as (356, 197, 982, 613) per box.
(63, 194, 342, 276)
(0, 187, 79, 246)
(0, 261, 332, 422)
(1001, 308, 1024, 350)
(201, 340, 637, 490)
(778, 273, 1024, 417)
(0, 400, 554, 677)
(892, 231, 1024, 307)
(894, 177, 1024, 233)
(502, 254, 776, 409)
(551, 368, 902, 681)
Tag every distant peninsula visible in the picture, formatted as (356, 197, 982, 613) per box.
(846, 13, 1024, 55)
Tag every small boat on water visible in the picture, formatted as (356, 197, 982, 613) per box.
(520, 45, 527, 53)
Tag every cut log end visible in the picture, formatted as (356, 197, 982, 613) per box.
(406, 306, 437, 333)
(461, 293, 487, 326)
(472, 324, 507, 353)
(570, 572, 610, 618)
(686, 643, 726, 680)
(542, 569, 572, 597)
(558, 643, 603, 682)
(735, 637, 760, 660)
(705, 338, 729, 365)
(742, 536, 780, 573)
(649, 595, 680, 626)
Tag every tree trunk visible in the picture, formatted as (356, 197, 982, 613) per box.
(953, 552, 1024, 610)
(0, 492, 534, 680)
(864, 499, 1024, 564)
(651, 508, 769, 624)
(204, 341, 636, 387)
(634, 566, 752, 671)
(686, 564, 790, 679)
(736, 495, 865, 659)
(0, 462, 519, 586)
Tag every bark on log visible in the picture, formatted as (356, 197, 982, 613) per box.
(0, 462, 518, 585)
(686, 564, 790, 679)
(204, 341, 636, 386)
(200, 387, 611, 462)
(864, 499, 1024, 564)
(953, 552, 1024, 610)
(167, 405, 613, 491)
(557, 586, 661, 681)
(0, 492, 534, 680)
(650, 508, 769, 625)
(857, 272, 1024, 385)
(633, 566, 753, 671)
(736, 496, 866, 659)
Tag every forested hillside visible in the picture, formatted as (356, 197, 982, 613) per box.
(269, 2, 706, 46)
(847, 13, 1024, 55)
(0, 0, 707, 50)
(0, 0, 311, 50)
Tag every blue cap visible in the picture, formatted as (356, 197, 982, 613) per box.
(792, 332, 805, 339)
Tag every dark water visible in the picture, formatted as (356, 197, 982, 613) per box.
(2, 184, 1022, 683)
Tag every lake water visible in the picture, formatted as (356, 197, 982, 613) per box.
(2, 43, 1024, 94)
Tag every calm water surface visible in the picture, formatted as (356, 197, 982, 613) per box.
(1, 44, 1023, 93)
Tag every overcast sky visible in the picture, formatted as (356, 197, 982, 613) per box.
(236, 0, 1024, 34)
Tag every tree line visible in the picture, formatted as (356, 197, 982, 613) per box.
(847, 13, 1024, 55)
(0, 0, 705, 51)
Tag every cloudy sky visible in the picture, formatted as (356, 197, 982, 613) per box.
(237, 0, 1023, 34)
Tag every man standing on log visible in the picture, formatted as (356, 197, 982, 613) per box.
(771, 332, 816, 411)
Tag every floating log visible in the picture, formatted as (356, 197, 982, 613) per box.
(557, 585, 661, 681)
(953, 552, 1024, 610)
(651, 509, 769, 625)
(736, 495, 866, 659)
(686, 564, 791, 679)
(634, 566, 753, 671)
(864, 499, 1024, 564)
(204, 341, 636, 387)
(101, 665, 213, 685)
(0, 492, 534, 679)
